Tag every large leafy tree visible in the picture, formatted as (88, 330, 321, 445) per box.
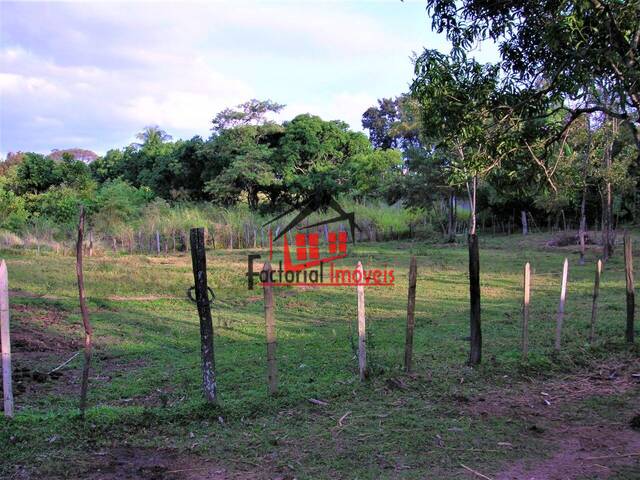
(15, 153, 60, 194)
(211, 99, 285, 133)
(411, 50, 504, 235)
(275, 114, 371, 205)
(424, 0, 640, 151)
(204, 124, 283, 208)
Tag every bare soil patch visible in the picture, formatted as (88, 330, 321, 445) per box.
(462, 359, 640, 479)
(495, 424, 640, 480)
(80, 447, 267, 480)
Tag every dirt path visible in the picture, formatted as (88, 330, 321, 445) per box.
(466, 359, 640, 479)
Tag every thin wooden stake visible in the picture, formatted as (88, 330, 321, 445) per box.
(589, 259, 603, 343)
(156, 230, 161, 255)
(522, 262, 531, 361)
(404, 256, 417, 373)
(1, 260, 14, 417)
(189, 227, 217, 403)
(262, 262, 277, 395)
(624, 231, 635, 343)
(357, 261, 367, 381)
(555, 258, 569, 353)
(76, 206, 93, 417)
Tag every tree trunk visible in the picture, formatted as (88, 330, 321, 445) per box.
(602, 119, 618, 261)
(521, 210, 528, 236)
(579, 121, 591, 265)
(447, 192, 457, 242)
(467, 176, 477, 236)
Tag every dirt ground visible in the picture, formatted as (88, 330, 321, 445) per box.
(467, 359, 640, 479)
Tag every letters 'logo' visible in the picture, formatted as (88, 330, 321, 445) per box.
(265, 195, 360, 271)
(246, 194, 394, 289)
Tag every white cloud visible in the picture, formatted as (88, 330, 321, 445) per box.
(0, 1, 451, 154)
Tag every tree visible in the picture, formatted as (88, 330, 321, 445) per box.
(411, 50, 509, 366)
(424, 0, 640, 152)
(411, 50, 503, 235)
(204, 125, 281, 208)
(15, 153, 61, 194)
(275, 114, 371, 206)
(362, 95, 422, 152)
(346, 149, 403, 201)
(135, 126, 172, 146)
(57, 153, 94, 191)
(212, 99, 285, 133)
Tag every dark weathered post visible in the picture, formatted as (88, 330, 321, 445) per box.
(589, 259, 603, 343)
(262, 262, 277, 394)
(554, 258, 569, 353)
(404, 256, 417, 373)
(624, 232, 635, 343)
(76, 206, 93, 417)
(1, 259, 14, 417)
(189, 227, 217, 403)
(522, 262, 531, 361)
(468, 234, 481, 365)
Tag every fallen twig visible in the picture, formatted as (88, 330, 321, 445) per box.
(308, 398, 329, 406)
(48, 351, 80, 374)
(338, 411, 352, 427)
(460, 463, 494, 480)
(585, 452, 640, 461)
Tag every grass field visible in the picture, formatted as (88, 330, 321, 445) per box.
(1, 232, 639, 479)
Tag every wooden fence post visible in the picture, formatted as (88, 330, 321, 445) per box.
(404, 256, 417, 373)
(357, 262, 367, 380)
(624, 232, 635, 343)
(156, 231, 161, 255)
(76, 206, 93, 417)
(189, 227, 217, 403)
(468, 234, 482, 365)
(522, 262, 531, 361)
(1, 260, 14, 417)
(589, 259, 603, 343)
(555, 258, 569, 353)
(262, 262, 277, 395)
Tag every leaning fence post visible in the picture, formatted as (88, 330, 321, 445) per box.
(189, 227, 217, 403)
(357, 262, 367, 380)
(554, 258, 569, 353)
(589, 259, 603, 343)
(76, 206, 93, 418)
(1, 260, 14, 417)
(262, 262, 277, 395)
(624, 231, 635, 343)
(522, 262, 531, 361)
(404, 256, 417, 373)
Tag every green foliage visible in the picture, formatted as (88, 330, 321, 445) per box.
(26, 186, 88, 227)
(346, 149, 402, 200)
(0, 186, 29, 231)
(15, 153, 60, 194)
(425, 0, 640, 151)
(92, 180, 154, 235)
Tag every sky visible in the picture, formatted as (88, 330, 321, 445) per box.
(0, 0, 498, 158)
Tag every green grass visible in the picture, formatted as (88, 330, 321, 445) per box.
(1, 232, 639, 478)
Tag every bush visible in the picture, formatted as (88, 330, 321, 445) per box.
(0, 187, 29, 231)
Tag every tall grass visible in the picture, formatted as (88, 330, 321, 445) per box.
(2, 200, 466, 255)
